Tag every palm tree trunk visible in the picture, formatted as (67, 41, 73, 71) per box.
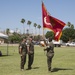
(23, 24, 25, 34)
(35, 27, 36, 35)
(29, 25, 30, 34)
(39, 29, 40, 35)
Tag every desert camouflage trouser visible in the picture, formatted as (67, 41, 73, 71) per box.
(47, 53, 54, 69)
(28, 53, 34, 68)
(20, 52, 27, 69)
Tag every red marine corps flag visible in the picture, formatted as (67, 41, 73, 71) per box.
(42, 2, 66, 41)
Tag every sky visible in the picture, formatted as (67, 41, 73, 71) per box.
(0, 0, 75, 35)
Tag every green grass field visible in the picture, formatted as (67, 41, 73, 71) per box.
(0, 45, 75, 75)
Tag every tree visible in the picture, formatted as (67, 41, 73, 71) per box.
(61, 28, 75, 42)
(9, 32, 21, 43)
(21, 18, 25, 34)
(67, 22, 71, 27)
(70, 24, 74, 29)
(37, 25, 41, 35)
(27, 20, 32, 34)
(45, 31, 54, 39)
(26, 29, 29, 35)
(6, 28, 10, 35)
(33, 23, 37, 35)
(67, 22, 74, 29)
(33, 35, 41, 41)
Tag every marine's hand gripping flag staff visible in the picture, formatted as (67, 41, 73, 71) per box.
(42, 2, 66, 41)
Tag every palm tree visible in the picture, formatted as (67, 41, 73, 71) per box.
(27, 20, 32, 34)
(6, 28, 10, 36)
(21, 18, 25, 34)
(67, 22, 74, 29)
(26, 29, 29, 35)
(67, 22, 71, 28)
(71, 24, 74, 29)
(37, 25, 41, 35)
(33, 23, 37, 35)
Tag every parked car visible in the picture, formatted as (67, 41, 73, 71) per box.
(52, 40, 62, 47)
(33, 41, 40, 45)
(66, 42, 75, 47)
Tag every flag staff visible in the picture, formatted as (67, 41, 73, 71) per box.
(42, 1, 45, 39)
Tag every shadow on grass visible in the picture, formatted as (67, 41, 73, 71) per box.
(0, 55, 12, 57)
(26, 67, 40, 70)
(33, 67, 40, 69)
(52, 67, 73, 72)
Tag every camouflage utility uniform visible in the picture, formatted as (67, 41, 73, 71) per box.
(44, 38, 54, 71)
(27, 38, 34, 69)
(19, 39, 27, 70)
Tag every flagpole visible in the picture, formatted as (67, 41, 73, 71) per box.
(43, 27, 45, 39)
(42, 1, 45, 39)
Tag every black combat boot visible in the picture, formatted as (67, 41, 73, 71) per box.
(48, 67, 52, 72)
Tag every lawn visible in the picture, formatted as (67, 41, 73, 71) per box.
(0, 45, 75, 75)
